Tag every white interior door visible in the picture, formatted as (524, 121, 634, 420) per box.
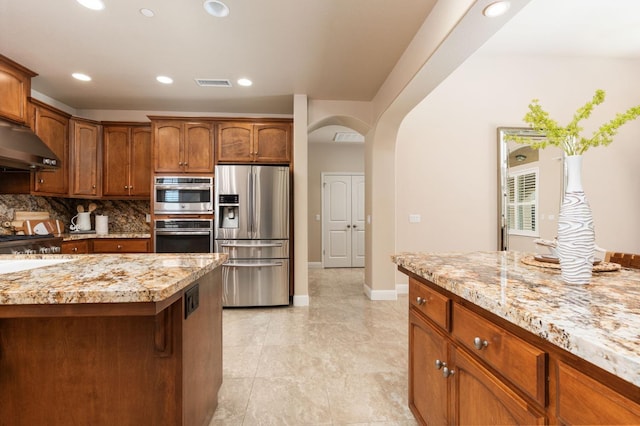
(322, 174, 365, 268)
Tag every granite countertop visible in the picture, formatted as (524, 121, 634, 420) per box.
(392, 251, 640, 387)
(62, 232, 151, 241)
(0, 253, 227, 305)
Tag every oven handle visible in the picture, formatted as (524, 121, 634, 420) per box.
(155, 231, 212, 236)
(224, 262, 284, 268)
(154, 185, 212, 190)
(220, 242, 283, 248)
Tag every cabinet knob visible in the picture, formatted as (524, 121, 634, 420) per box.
(178, 162, 183, 166)
(435, 359, 445, 370)
(416, 296, 426, 305)
(72, 247, 78, 252)
(346, 225, 351, 228)
(353, 224, 357, 228)
(39, 178, 44, 184)
(473, 337, 489, 350)
(124, 185, 129, 189)
(442, 366, 455, 378)
(117, 245, 122, 249)
(92, 184, 96, 189)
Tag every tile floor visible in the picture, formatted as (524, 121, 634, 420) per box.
(210, 267, 418, 426)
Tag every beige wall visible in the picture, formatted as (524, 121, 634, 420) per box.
(307, 143, 365, 263)
(395, 53, 640, 284)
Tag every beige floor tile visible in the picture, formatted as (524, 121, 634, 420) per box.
(214, 267, 416, 425)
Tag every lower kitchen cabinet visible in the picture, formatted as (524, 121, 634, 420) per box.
(92, 238, 149, 253)
(61, 240, 90, 254)
(406, 274, 640, 425)
(62, 238, 150, 254)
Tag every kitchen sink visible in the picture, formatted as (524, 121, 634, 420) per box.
(0, 258, 76, 274)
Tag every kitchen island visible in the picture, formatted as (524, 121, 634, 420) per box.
(0, 252, 227, 426)
(393, 251, 640, 425)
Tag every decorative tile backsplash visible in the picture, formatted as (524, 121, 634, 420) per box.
(0, 195, 150, 235)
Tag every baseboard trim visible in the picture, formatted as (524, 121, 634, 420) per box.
(308, 262, 322, 269)
(363, 284, 398, 301)
(293, 295, 310, 306)
(396, 283, 409, 295)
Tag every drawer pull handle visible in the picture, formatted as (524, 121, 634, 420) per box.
(442, 366, 455, 378)
(473, 337, 489, 350)
(435, 359, 445, 370)
(416, 296, 426, 305)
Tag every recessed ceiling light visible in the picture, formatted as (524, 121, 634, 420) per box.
(203, 0, 230, 17)
(156, 75, 173, 84)
(72, 73, 92, 82)
(76, 0, 105, 11)
(140, 8, 154, 17)
(237, 78, 252, 87)
(483, 1, 510, 18)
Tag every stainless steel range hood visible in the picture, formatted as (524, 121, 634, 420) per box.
(0, 120, 60, 170)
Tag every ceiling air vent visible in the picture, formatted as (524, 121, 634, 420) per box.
(195, 78, 232, 87)
(333, 132, 364, 143)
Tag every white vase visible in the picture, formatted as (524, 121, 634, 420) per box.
(557, 155, 595, 284)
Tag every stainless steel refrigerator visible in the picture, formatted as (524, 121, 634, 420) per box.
(214, 165, 290, 306)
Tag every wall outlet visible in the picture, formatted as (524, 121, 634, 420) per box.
(145, 213, 151, 223)
(315, 214, 321, 221)
(409, 214, 421, 223)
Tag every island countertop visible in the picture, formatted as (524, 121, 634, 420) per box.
(392, 251, 640, 387)
(0, 253, 227, 306)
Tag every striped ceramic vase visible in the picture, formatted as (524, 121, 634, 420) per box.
(557, 155, 595, 284)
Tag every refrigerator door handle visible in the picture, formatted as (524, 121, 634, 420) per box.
(221, 242, 283, 248)
(248, 168, 254, 237)
(224, 262, 284, 268)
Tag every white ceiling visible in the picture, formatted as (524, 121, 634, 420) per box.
(0, 0, 436, 114)
(2, 0, 639, 145)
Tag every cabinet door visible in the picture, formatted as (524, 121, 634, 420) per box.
(129, 127, 151, 197)
(452, 348, 545, 425)
(217, 122, 253, 163)
(70, 119, 101, 197)
(184, 122, 213, 173)
(253, 123, 291, 163)
(0, 61, 31, 124)
(153, 121, 183, 172)
(32, 104, 69, 195)
(409, 310, 449, 425)
(61, 240, 91, 254)
(103, 126, 130, 196)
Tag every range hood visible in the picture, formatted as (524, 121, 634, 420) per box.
(0, 120, 60, 171)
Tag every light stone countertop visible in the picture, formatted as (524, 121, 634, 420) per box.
(62, 232, 151, 241)
(0, 253, 227, 305)
(392, 251, 640, 387)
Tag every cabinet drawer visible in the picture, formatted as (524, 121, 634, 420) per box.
(61, 240, 90, 254)
(92, 239, 149, 253)
(409, 277, 450, 331)
(557, 361, 640, 424)
(452, 303, 546, 405)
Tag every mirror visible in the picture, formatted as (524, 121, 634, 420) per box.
(498, 127, 564, 251)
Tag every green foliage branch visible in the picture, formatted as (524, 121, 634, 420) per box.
(507, 89, 640, 155)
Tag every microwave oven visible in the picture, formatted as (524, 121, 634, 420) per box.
(154, 176, 213, 214)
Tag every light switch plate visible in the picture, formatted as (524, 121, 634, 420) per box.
(409, 214, 421, 223)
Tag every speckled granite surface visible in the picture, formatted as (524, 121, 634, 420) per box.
(392, 251, 640, 387)
(62, 232, 151, 241)
(0, 253, 227, 305)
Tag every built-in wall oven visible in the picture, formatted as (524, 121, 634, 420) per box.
(154, 176, 213, 214)
(154, 219, 213, 253)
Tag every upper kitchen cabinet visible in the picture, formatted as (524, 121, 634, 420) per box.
(0, 55, 37, 125)
(102, 123, 151, 198)
(30, 99, 71, 196)
(152, 119, 214, 174)
(70, 118, 102, 198)
(217, 121, 292, 164)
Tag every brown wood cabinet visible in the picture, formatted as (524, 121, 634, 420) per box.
(0, 267, 223, 426)
(217, 121, 291, 164)
(103, 123, 151, 198)
(62, 238, 150, 254)
(70, 118, 102, 197)
(92, 238, 149, 253)
(405, 272, 640, 425)
(30, 100, 71, 196)
(153, 120, 214, 173)
(61, 239, 90, 254)
(0, 55, 36, 124)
